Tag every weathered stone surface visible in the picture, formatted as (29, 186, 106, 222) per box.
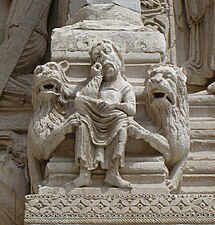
(0, 131, 28, 225)
(28, 41, 189, 196)
(25, 194, 215, 225)
(52, 28, 165, 51)
(174, 0, 215, 87)
(67, 4, 143, 27)
(0, 0, 214, 224)
(0, 1, 53, 223)
(69, 0, 141, 12)
(0, 0, 10, 44)
(0, 0, 52, 101)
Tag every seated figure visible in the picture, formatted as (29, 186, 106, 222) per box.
(28, 41, 189, 194)
(74, 40, 136, 188)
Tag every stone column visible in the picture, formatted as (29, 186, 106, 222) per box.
(69, 0, 140, 15)
(67, 0, 142, 26)
(84, 0, 141, 12)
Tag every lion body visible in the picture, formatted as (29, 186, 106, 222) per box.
(27, 61, 77, 193)
(146, 65, 190, 192)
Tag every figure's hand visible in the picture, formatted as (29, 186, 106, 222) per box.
(97, 101, 116, 112)
(91, 62, 102, 77)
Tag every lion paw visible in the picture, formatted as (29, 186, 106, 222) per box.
(207, 82, 215, 95)
(165, 179, 178, 193)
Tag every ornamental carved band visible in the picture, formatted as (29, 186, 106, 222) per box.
(25, 194, 215, 224)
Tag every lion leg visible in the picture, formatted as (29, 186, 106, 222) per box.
(28, 153, 44, 194)
(166, 158, 187, 193)
(128, 122, 171, 163)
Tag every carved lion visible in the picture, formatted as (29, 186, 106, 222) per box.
(27, 61, 78, 193)
(145, 64, 190, 193)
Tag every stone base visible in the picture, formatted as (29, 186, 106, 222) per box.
(25, 194, 215, 224)
(45, 156, 168, 193)
(38, 185, 168, 196)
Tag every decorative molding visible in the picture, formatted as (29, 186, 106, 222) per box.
(25, 194, 215, 224)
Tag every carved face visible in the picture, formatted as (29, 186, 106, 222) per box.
(147, 66, 179, 108)
(146, 65, 188, 138)
(91, 42, 122, 81)
(33, 61, 69, 106)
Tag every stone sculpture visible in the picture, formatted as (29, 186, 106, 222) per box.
(73, 40, 136, 189)
(0, 131, 28, 225)
(0, 1, 52, 223)
(145, 64, 190, 192)
(0, 1, 211, 224)
(0, 0, 52, 106)
(27, 61, 79, 193)
(178, 0, 215, 87)
(28, 37, 190, 195)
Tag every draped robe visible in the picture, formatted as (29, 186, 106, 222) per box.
(182, 0, 215, 85)
(74, 73, 135, 170)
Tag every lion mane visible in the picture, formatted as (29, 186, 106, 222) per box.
(145, 64, 190, 193)
(31, 62, 70, 139)
(27, 61, 78, 193)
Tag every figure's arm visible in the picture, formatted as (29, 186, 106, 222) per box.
(116, 85, 136, 116)
(76, 62, 103, 99)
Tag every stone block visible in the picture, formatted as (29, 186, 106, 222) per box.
(73, 0, 141, 12)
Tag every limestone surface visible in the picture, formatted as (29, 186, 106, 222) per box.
(0, 0, 214, 225)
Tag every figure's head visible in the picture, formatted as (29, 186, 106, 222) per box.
(89, 40, 126, 81)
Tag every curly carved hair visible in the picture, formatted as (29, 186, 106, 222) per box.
(89, 39, 126, 80)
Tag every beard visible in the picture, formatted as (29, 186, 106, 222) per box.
(102, 62, 118, 81)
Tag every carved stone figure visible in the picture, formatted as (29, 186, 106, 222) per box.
(145, 64, 190, 192)
(28, 40, 190, 194)
(0, 131, 28, 225)
(0, 0, 52, 106)
(73, 40, 136, 189)
(27, 61, 78, 193)
(0, 1, 53, 223)
(140, 0, 168, 32)
(178, 0, 215, 86)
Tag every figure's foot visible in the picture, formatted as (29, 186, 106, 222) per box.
(73, 172, 93, 187)
(104, 172, 132, 189)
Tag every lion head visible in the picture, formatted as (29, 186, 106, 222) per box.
(33, 61, 70, 107)
(145, 65, 190, 192)
(31, 61, 71, 136)
(146, 64, 189, 141)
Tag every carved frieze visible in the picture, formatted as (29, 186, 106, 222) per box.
(25, 194, 215, 224)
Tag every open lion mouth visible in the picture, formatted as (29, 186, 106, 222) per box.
(153, 92, 173, 104)
(154, 92, 165, 98)
(39, 82, 60, 94)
